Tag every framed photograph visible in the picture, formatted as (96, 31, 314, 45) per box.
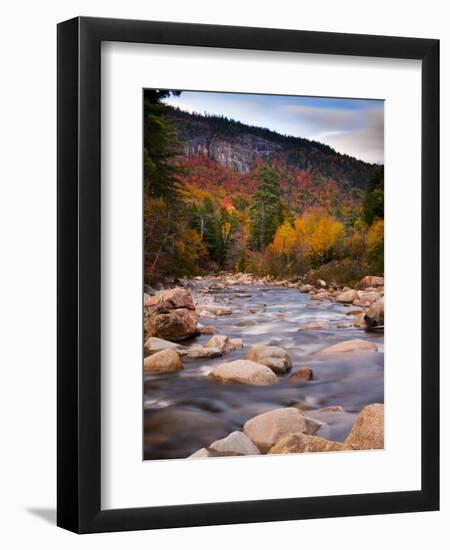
(57, 17, 439, 533)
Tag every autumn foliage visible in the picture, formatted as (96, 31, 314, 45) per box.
(143, 91, 384, 286)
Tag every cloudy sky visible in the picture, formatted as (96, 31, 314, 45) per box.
(164, 91, 384, 164)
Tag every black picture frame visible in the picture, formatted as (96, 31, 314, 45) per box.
(57, 16, 440, 534)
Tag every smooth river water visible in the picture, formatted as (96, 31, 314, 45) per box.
(143, 281, 384, 460)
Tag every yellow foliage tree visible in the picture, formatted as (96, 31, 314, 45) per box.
(366, 219, 384, 273)
(283, 209, 344, 266)
(271, 221, 296, 255)
(268, 208, 345, 272)
(309, 216, 345, 263)
(366, 219, 384, 251)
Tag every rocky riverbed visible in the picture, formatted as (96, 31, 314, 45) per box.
(143, 273, 384, 460)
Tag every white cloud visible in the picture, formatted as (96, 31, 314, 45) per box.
(275, 102, 384, 163)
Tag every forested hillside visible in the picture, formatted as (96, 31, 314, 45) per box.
(165, 106, 374, 188)
(144, 90, 384, 285)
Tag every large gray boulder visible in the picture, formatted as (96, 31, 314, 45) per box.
(209, 360, 279, 386)
(243, 407, 322, 452)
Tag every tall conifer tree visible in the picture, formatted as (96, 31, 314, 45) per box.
(249, 165, 283, 251)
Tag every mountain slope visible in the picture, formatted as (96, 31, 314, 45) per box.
(165, 106, 377, 190)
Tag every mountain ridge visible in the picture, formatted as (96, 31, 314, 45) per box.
(164, 105, 379, 190)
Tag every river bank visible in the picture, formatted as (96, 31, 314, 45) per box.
(143, 273, 384, 460)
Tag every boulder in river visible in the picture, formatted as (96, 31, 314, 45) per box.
(317, 279, 327, 288)
(319, 339, 377, 354)
(144, 336, 186, 355)
(144, 288, 198, 341)
(184, 346, 223, 359)
(243, 407, 322, 452)
(145, 308, 199, 342)
(209, 431, 261, 456)
(343, 403, 384, 450)
(335, 289, 359, 303)
(299, 284, 314, 293)
(245, 345, 292, 374)
(204, 334, 243, 353)
(364, 298, 384, 329)
(289, 367, 314, 382)
(208, 360, 279, 386)
(144, 287, 195, 311)
(357, 275, 384, 289)
(143, 348, 183, 373)
(268, 432, 343, 454)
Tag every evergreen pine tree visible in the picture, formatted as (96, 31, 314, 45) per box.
(143, 89, 182, 199)
(249, 165, 283, 251)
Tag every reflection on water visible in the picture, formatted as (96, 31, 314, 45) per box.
(144, 283, 384, 460)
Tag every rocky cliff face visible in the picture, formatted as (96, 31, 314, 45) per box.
(184, 133, 281, 174)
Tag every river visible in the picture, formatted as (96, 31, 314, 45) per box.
(143, 280, 384, 460)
